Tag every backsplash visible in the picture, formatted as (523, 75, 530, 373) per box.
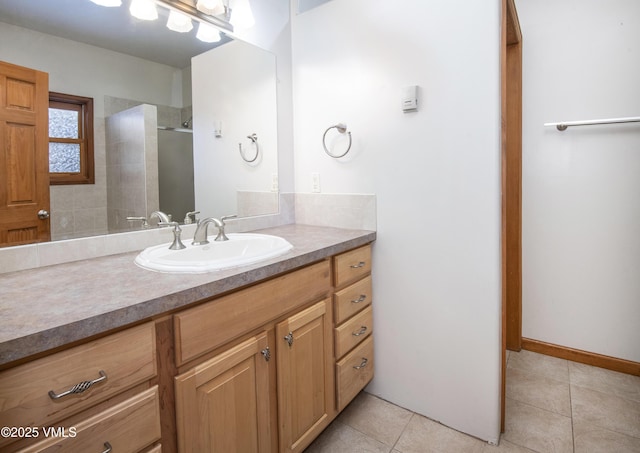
(0, 193, 376, 274)
(295, 193, 376, 230)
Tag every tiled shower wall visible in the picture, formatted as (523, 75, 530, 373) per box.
(49, 121, 108, 241)
(105, 104, 159, 232)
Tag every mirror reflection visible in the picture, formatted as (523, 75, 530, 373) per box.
(0, 0, 279, 246)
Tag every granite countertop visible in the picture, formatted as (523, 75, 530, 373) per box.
(0, 224, 375, 367)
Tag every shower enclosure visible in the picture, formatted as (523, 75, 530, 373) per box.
(157, 127, 195, 224)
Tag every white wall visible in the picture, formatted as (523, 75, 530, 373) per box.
(230, 0, 295, 195)
(192, 40, 279, 218)
(291, 0, 503, 443)
(0, 22, 185, 115)
(517, 0, 640, 362)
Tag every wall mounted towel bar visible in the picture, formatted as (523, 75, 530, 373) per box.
(544, 116, 640, 131)
(239, 133, 259, 163)
(323, 123, 352, 158)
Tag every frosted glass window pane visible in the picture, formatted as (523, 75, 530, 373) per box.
(49, 108, 79, 138)
(49, 143, 80, 172)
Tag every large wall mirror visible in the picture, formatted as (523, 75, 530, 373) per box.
(0, 0, 279, 245)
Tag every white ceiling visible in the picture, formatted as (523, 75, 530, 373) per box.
(0, 0, 231, 69)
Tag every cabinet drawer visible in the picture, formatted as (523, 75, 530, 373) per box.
(333, 275, 372, 324)
(334, 305, 373, 360)
(336, 336, 374, 411)
(333, 245, 371, 288)
(175, 260, 331, 366)
(0, 322, 157, 441)
(21, 386, 161, 453)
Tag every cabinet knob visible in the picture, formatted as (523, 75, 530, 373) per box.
(284, 332, 294, 347)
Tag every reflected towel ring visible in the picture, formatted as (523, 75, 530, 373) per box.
(239, 133, 259, 163)
(322, 123, 352, 158)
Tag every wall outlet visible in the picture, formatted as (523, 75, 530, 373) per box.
(271, 173, 278, 192)
(311, 172, 321, 193)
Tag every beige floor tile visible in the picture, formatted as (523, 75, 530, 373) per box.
(573, 419, 640, 453)
(507, 350, 569, 383)
(503, 398, 573, 453)
(338, 392, 414, 446)
(506, 367, 571, 416)
(394, 414, 485, 453)
(305, 420, 392, 453)
(481, 439, 538, 453)
(571, 385, 640, 438)
(569, 361, 640, 403)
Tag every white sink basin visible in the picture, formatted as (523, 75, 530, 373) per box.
(135, 233, 293, 273)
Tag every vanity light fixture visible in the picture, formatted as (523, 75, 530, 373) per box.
(94, 0, 244, 37)
(130, 0, 158, 20)
(196, 0, 225, 16)
(90, 0, 122, 6)
(167, 9, 193, 32)
(196, 22, 221, 43)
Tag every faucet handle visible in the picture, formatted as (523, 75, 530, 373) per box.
(184, 211, 200, 224)
(162, 221, 186, 250)
(126, 216, 149, 228)
(214, 215, 237, 242)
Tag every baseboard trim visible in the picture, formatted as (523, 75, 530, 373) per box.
(521, 338, 640, 376)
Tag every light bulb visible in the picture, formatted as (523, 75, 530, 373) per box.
(196, 22, 221, 43)
(230, 0, 254, 29)
(130, 0, 158, 21)
(196, 0, 225, 16)
(167, 10, 193, 33)
(90, 0, 122, 6)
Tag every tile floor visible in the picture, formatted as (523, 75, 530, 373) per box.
(306, 350, 640, 453)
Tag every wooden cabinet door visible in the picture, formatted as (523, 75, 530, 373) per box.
(174, 332, 273, 453)
(276, 299, 335, 453)
(0, 61, 50, 247)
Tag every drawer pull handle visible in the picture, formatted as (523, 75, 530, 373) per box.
(351, 294, 367, 304)
(352, 326, 368, 337)
(350, 261, 366, 269)
(102, 442, 113, 453)
(261, 347, 271, 362)
(353, 358, 368, 370)
(48, 370, 107, 400)
(284, 332, 294, 348)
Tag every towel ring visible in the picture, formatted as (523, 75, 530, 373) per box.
(239, 133, 259, 163)
(322, 123, 352, 158)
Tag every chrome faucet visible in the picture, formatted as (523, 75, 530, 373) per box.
(149, 211, 171, 225)
(192, 217, 223, 246)
(192, 215, 237, 245)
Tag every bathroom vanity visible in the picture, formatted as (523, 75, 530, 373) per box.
(0, 224, 375, 453)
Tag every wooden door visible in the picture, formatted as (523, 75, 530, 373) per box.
(0, 61, 50, 247)
(174, 332, 274, 453)
(501, 0, 523, 432)
(276, 299, 334, 453)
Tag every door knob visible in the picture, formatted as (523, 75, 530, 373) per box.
(38, 209, 50, 219)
